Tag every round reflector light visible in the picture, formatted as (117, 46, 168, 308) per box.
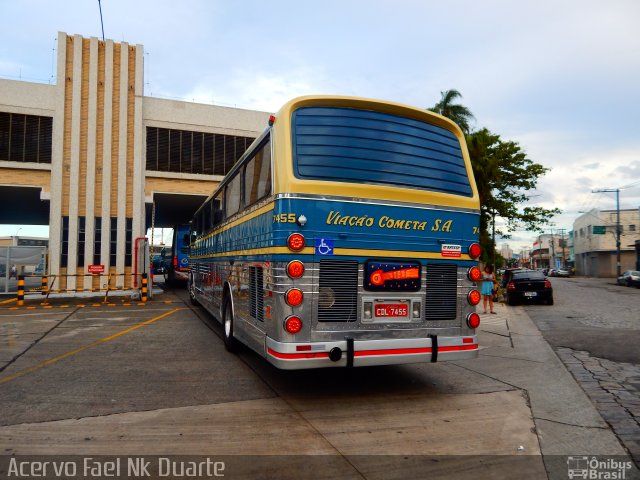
(287, 233, 305, 252)
(467, 312, 481, 329)
(468, 266, 482, 282)
(287, 260, 305, 279)
(468, 243, 481, 259)
(467, 289, 481, 305)
(286, 288, 304, 307)
(284, 316, 302, 334)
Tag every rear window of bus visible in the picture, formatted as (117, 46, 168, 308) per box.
(291, 106, 472, 197)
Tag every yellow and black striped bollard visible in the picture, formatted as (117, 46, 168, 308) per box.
(17, 275, 25, 306)
(141, 273, 148, 303)
(41, 275, 48, 295)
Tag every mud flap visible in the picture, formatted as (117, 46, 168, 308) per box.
(429, 334, 438, 363)
(346, 337, 354, 368)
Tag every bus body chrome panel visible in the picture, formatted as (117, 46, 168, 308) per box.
(265, 335, 478, 370)
(192, 257, 477, 366)
(267, 261, 477, 342)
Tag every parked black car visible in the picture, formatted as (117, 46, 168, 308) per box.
(505, 270, 554, 305)
(500, 267, 527, 288)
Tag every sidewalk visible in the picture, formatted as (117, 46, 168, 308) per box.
(456, 301, 640, 479)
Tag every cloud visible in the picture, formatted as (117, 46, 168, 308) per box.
(178, 67, 324, 112)
(615, 160, 640, 177)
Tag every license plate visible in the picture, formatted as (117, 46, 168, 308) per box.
(374, 303, 409, 317)
(524, 292, 537, 297)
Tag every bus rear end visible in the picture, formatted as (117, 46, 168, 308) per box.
(264, 97, 481, 369)
(166, 224, 190, 284)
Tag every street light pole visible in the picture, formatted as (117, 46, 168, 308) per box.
(593, 188, 621, 277)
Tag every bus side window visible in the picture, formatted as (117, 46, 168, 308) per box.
(202, 200, 212, 232)
(212, 197, 223, 226)
(225, 173, 242, 218)
(244, 138, 272, 207)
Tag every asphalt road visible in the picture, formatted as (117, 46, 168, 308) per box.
(2, 280, 637, 478)
(0, 285, 552, 480)
(523, 276, 640, 364)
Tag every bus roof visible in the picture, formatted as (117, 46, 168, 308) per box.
(272, 96, 479, 210)
(196, 95, 479, 216)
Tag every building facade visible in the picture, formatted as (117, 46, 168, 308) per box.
(573, 208, 640, 277)
(500, 243, 513, 261)
(531, 234, 569, 270)
(0, 32, 269, 290)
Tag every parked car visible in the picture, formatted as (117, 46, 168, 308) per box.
(554, 269, 571, 277)
(616, 270, 640, 288)
(500, 267, 527, 288)
(505, 270, 554, 305)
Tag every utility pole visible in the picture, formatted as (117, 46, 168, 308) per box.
(550, 229, 556, 269)
(593, 188, 621, 277)
(558, 228, 567, 268)
(537, 234, 542, 269)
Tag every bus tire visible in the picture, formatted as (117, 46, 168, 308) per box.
(222, 298, 239, 352)
(188, 275, 199, 306)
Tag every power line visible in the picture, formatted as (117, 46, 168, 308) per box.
(619, 179, 640, 190)
(98, 0, 105, 41)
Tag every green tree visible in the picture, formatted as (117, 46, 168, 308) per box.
(429, 90, 560, 265)
(429, 89, 475, 133)
(467, 128, 560, 264)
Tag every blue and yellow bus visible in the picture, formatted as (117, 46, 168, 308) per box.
(162, 224, 190, 285)
(188, 96, 483, 369)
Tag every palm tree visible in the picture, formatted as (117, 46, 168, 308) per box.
(429, 89, 475, 134)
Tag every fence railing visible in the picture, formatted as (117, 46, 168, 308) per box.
(16, 273, 149, 305)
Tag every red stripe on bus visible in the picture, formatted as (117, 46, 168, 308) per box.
(267, 348, 329, 360)
(439, 344, 478, 352)
(267, 343, 477, 360)
(355, 347, 432, 357)
(355, 344, 478, 357)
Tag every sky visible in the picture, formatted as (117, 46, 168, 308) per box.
(1, 0, 639, 252)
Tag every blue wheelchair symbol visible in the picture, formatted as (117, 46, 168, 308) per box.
(315, 238, 334, 256)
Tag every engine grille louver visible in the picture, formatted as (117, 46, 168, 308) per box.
(318, 259, 358, 322)
(425, 264, 458, 321)
(249, 266, 264, 321)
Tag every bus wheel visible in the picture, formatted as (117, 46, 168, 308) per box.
(188, 276, 199, 306)
(223, 300, 239, 352)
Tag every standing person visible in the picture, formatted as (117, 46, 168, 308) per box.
(481, 265, 497, 314)
(9, 264, 17, 279)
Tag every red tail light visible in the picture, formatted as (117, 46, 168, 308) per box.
(507, 281, 516, 291)
(284, 316, 302, 334)
(287, 233, 305, 252)
(467, 312, 481, 329)
(173, 256, 178, 268)
(467, 289, 481, 305)
(467, 266, 482, 282)
(287, 260, 305, 278)
(544, 279, 552, 289)
(285, 288, 304, 307)
(468, 243, 481, 259)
